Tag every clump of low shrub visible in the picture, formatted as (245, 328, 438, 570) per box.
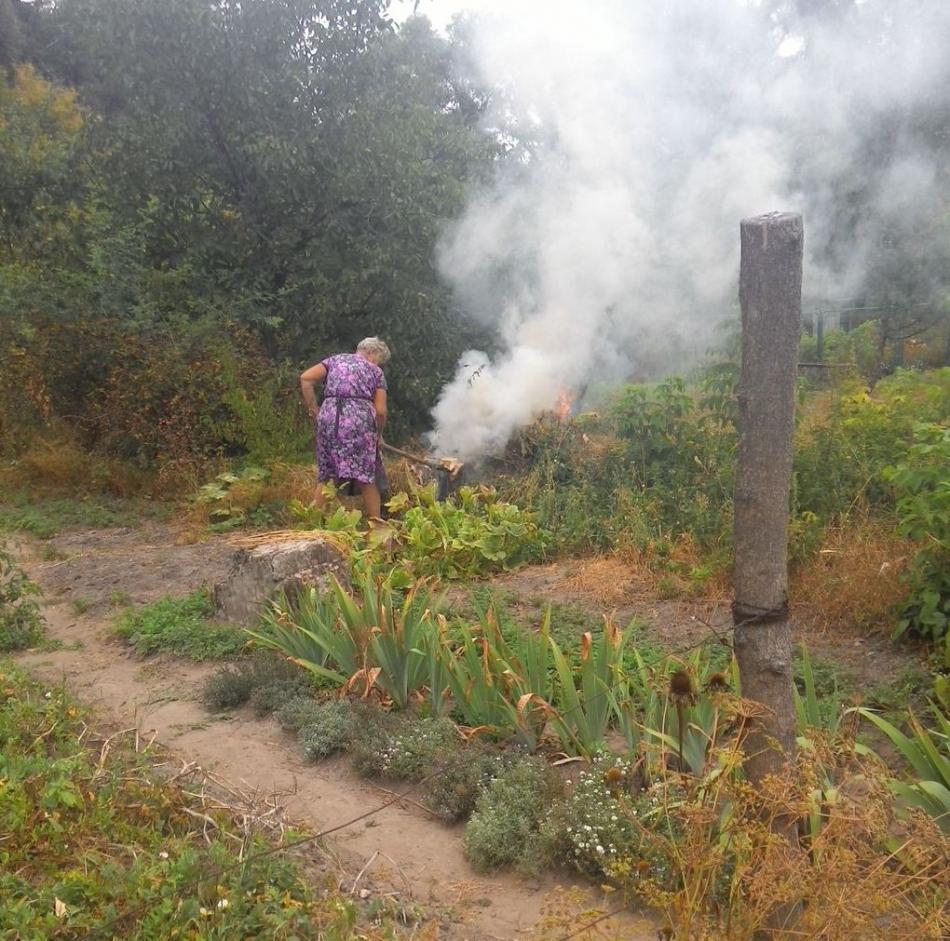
(298, 700, 359, 760)
(275, 695, 325, 733)
(250, 676, 313, 717)
(202, 652, 310, 712)
(351, 714, 459, 780)
(425, 747, 513, 822)
(0, 541, 45, 651)
(116, 591, 244, 660)
(202, 663, 257, 710)
(463, 756, 560, 874)
(202, 650, 311, 719)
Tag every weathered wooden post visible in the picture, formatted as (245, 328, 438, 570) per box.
(733, 212, 803, 786)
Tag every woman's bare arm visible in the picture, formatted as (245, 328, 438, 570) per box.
(373, 388, 387, 436)
(300, 363, 328, 419)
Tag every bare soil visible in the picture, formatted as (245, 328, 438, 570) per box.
(13, 524, 656, 941)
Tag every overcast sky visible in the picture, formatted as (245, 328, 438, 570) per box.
(395, 0, 481, 32)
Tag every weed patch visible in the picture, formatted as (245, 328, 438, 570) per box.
(0, 492, 148, 538)
(116, 591, 244, 660)
(0, 660, 409, 940)
(792, 514, 914, 633)
(0, 541, 45, 651)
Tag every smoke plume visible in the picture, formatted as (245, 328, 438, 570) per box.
(428, 0, 950, 461)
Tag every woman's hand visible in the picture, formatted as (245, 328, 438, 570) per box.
(300, 362, 327, 423)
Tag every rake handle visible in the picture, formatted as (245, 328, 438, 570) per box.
(379, 440, 445, 472)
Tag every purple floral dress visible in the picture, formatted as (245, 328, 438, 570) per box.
(316, 353, 387, 485)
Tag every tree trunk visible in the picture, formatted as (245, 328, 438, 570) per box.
(733, 211, 802, 780)
(733, 212, 803, 936)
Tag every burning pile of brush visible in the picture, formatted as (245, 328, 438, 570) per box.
(380, 440, 464, 500)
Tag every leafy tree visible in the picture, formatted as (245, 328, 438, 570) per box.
(49, 3, 489, 428)
(2, 1, 500, 440)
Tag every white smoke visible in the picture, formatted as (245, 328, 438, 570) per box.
(427, 0, 950, 461)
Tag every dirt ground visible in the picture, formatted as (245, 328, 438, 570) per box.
(12, 523, 656, 941)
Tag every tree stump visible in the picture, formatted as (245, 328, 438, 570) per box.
(213, 538, 349, 625)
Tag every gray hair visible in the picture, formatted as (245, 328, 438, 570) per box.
(356, 336, 391, 364)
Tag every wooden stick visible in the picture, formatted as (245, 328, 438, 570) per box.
(379, 440, 444, 471)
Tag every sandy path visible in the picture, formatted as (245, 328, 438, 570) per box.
(13, 525, 656, 941)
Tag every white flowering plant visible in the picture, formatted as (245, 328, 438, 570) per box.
(543, 752, 639, 878)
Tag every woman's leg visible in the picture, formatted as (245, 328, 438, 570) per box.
(358, 481, 382, 520)
(313, 481, 332, 509)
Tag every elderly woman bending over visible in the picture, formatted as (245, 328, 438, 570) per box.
(300, 337, 391, 519)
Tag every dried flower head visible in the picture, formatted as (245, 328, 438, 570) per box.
(705, 672, 730, 694)
(668, 669, 695, 704)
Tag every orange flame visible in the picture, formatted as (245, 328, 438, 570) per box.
(555, 389, 573, 422)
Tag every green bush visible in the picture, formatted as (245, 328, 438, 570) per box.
(508, 372, 737, 556)
(297, 700, 358, 761)
(0, 541, 45, 651)
(115, 591, 244, 660)
(886, 422, 950, 642)
(463, 756, 559, 874)
(613, 372, 737, 552)
(516, 366, 949, 568)
(221, 365, 313, 465)
(794, 369, 950, 523)
(799, 321, 881, 380)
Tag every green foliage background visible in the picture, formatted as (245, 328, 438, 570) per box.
(0, 0, 497, 454)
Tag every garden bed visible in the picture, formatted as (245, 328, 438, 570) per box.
(11, 522, 657, 940)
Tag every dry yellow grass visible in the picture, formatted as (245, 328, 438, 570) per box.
(0, 436, 152, 498)
(559, 555, 655, 605)
(791, 515, 913, 635)
(556, 515, 910, 639)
